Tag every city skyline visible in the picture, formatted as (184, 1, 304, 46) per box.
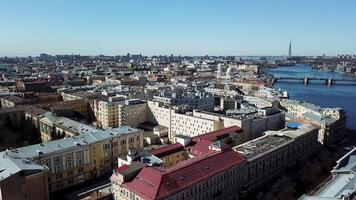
(1, 0, 356, 56)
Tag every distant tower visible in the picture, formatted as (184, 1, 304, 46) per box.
(217, 63, 222, 78)
(288, 41, 292, 57)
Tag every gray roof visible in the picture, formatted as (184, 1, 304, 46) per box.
(299, 148, 356, 200)
(6, 126, 140, 159)
(0, 152, 47, 181)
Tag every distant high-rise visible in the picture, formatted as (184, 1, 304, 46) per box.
(288, 41, 292, 57)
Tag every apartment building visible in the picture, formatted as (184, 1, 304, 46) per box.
(280, 99, 346, 145)
(193, 107, 285, 143)
(111, 123, 317, 200)
(0, 152, 49, 200)
(111, 127, 247, 200)
(147, 100, 284, 142)
(147, 101, 223, 140)
(234, 123, 318, 193)
(153, 90, 215, 111)
(93, 96, 147, 129)
(49, 99, 89, 117)
(0, 126, 143, 193)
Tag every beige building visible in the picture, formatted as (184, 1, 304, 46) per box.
(93, 96, 147, 129)
(234, 123, 318, 193)
(280, 99, 346, 145)
(0, 126, 143, 193)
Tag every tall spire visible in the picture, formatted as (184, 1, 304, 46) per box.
(288, 41, 292, 57)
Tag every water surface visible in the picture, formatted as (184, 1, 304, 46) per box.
(266, 64, 356, 129)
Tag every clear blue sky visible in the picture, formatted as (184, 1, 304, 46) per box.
(1, 0, 356, 56)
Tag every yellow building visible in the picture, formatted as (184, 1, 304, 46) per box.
(1, 126, 143, 193)
(93, 97, 147, 129)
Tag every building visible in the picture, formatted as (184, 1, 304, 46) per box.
(1, 95, 26, 108)
(234, 123, 318, 193)
(111, 124, 316, 200)
(93, 96, 147, 129)
(0, 106, 25, 127)
(147, 101, 222, 141)
(49, 100, 89, 118)
(147, 100, 284, 142)
(153, 91, 214, 111)
(0, 152, 49, 200)
(299, 148, 356, 200)
(193, 107, 285, 143)
(280, 99, 346, 145)
(111, 127, 246, 200)
(0, 126, 143, 193)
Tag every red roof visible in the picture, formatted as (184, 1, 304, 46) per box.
(116, 164, 129, 173)
(150, 143, 184, 158)
(188, 139, 214, 156)
(193, 126, 241, 142)
(122, 149, 245, 200)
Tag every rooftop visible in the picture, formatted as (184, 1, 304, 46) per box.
(300, 148, 356, 200)
(3, 126, 140, 159)
(193, 126, 241, 142)
(234, 123, 316, 159)
(122, 149, 245, 200)
(0, 151, 47, 181)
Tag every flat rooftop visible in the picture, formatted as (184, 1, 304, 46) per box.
(234, 123, 316, 159)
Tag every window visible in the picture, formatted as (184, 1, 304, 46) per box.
(54, 156, 62, 163)
(66, 161, 73, 170)
(55, 165, 62, 173)
(65, 153, 72, 161)
(77, 159, 84, 166)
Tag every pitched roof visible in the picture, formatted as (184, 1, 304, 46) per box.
(150, 143, 184, 158)
(188, 139, 214, 156)
(123, 149, 245, 200)
(193, 126, 241, 142)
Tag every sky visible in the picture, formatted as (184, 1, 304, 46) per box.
(0, 0, 356, 56)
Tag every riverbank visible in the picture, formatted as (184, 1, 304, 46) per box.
(265, 64, 356, 130)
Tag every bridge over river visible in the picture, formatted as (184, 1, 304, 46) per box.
(270, 76, 356, 86)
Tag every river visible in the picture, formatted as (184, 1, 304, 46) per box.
(265, 64, 356, 129)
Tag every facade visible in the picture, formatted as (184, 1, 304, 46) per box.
(153, 91, 214, 111)
(50, 99, 89, 117)
(111, 124, 316, 200)
(234, 123, 318, 193)
(280, 99, 347, 145)
(1, 95, 25, 108)
(193, 108, 285, 143)
(147, 101, 223, 140)
(0, 126, 143, 193)
(93, 97, 147, 129)
(111, 127, 247, 200)
(0, 152, 49, 200)
(147, 100, 284, 142)
(0, 106, 25, 127)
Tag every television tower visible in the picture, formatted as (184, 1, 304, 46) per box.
(288, 41, 292, 57)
